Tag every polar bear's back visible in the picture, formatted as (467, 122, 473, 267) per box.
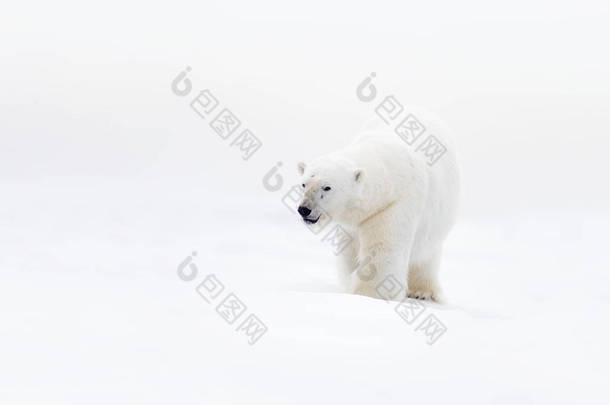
(352, 110, 457, 174)
(357, 105, 457, 152)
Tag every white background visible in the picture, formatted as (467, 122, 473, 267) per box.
(1, 0, 609, 403)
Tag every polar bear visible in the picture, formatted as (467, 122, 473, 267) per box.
(296, 112, 459, 302)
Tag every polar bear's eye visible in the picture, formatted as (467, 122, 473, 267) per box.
(301, 184, 306, 188)
(323, 186, 331, 191)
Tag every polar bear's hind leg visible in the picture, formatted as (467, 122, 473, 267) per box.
(407, 249, 443, 302)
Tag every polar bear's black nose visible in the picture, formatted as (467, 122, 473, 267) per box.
(298, 206, 311, 218)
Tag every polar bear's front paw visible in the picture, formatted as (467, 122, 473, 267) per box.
(407, 289, 440, 302)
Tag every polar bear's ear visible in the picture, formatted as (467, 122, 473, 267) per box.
(297, 162, 306, 175)
(354, 169, 364, 182)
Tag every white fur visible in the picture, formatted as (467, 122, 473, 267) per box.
(297, 111, 459, 302)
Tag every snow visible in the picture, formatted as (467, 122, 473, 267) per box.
(2, 0, 610, 403)
(1, 179, 609, 404)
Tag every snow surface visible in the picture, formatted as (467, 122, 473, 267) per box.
(1, 179, 609, 404)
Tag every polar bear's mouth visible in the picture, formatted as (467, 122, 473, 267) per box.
(303, 216, 320, 224)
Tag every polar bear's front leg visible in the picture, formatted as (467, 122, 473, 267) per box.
(350, 243, 408, 300)
(349, 204, 414, 300)
(336, 233, 359, 291)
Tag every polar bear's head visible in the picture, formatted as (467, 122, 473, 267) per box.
(296, 158, 364, 224)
